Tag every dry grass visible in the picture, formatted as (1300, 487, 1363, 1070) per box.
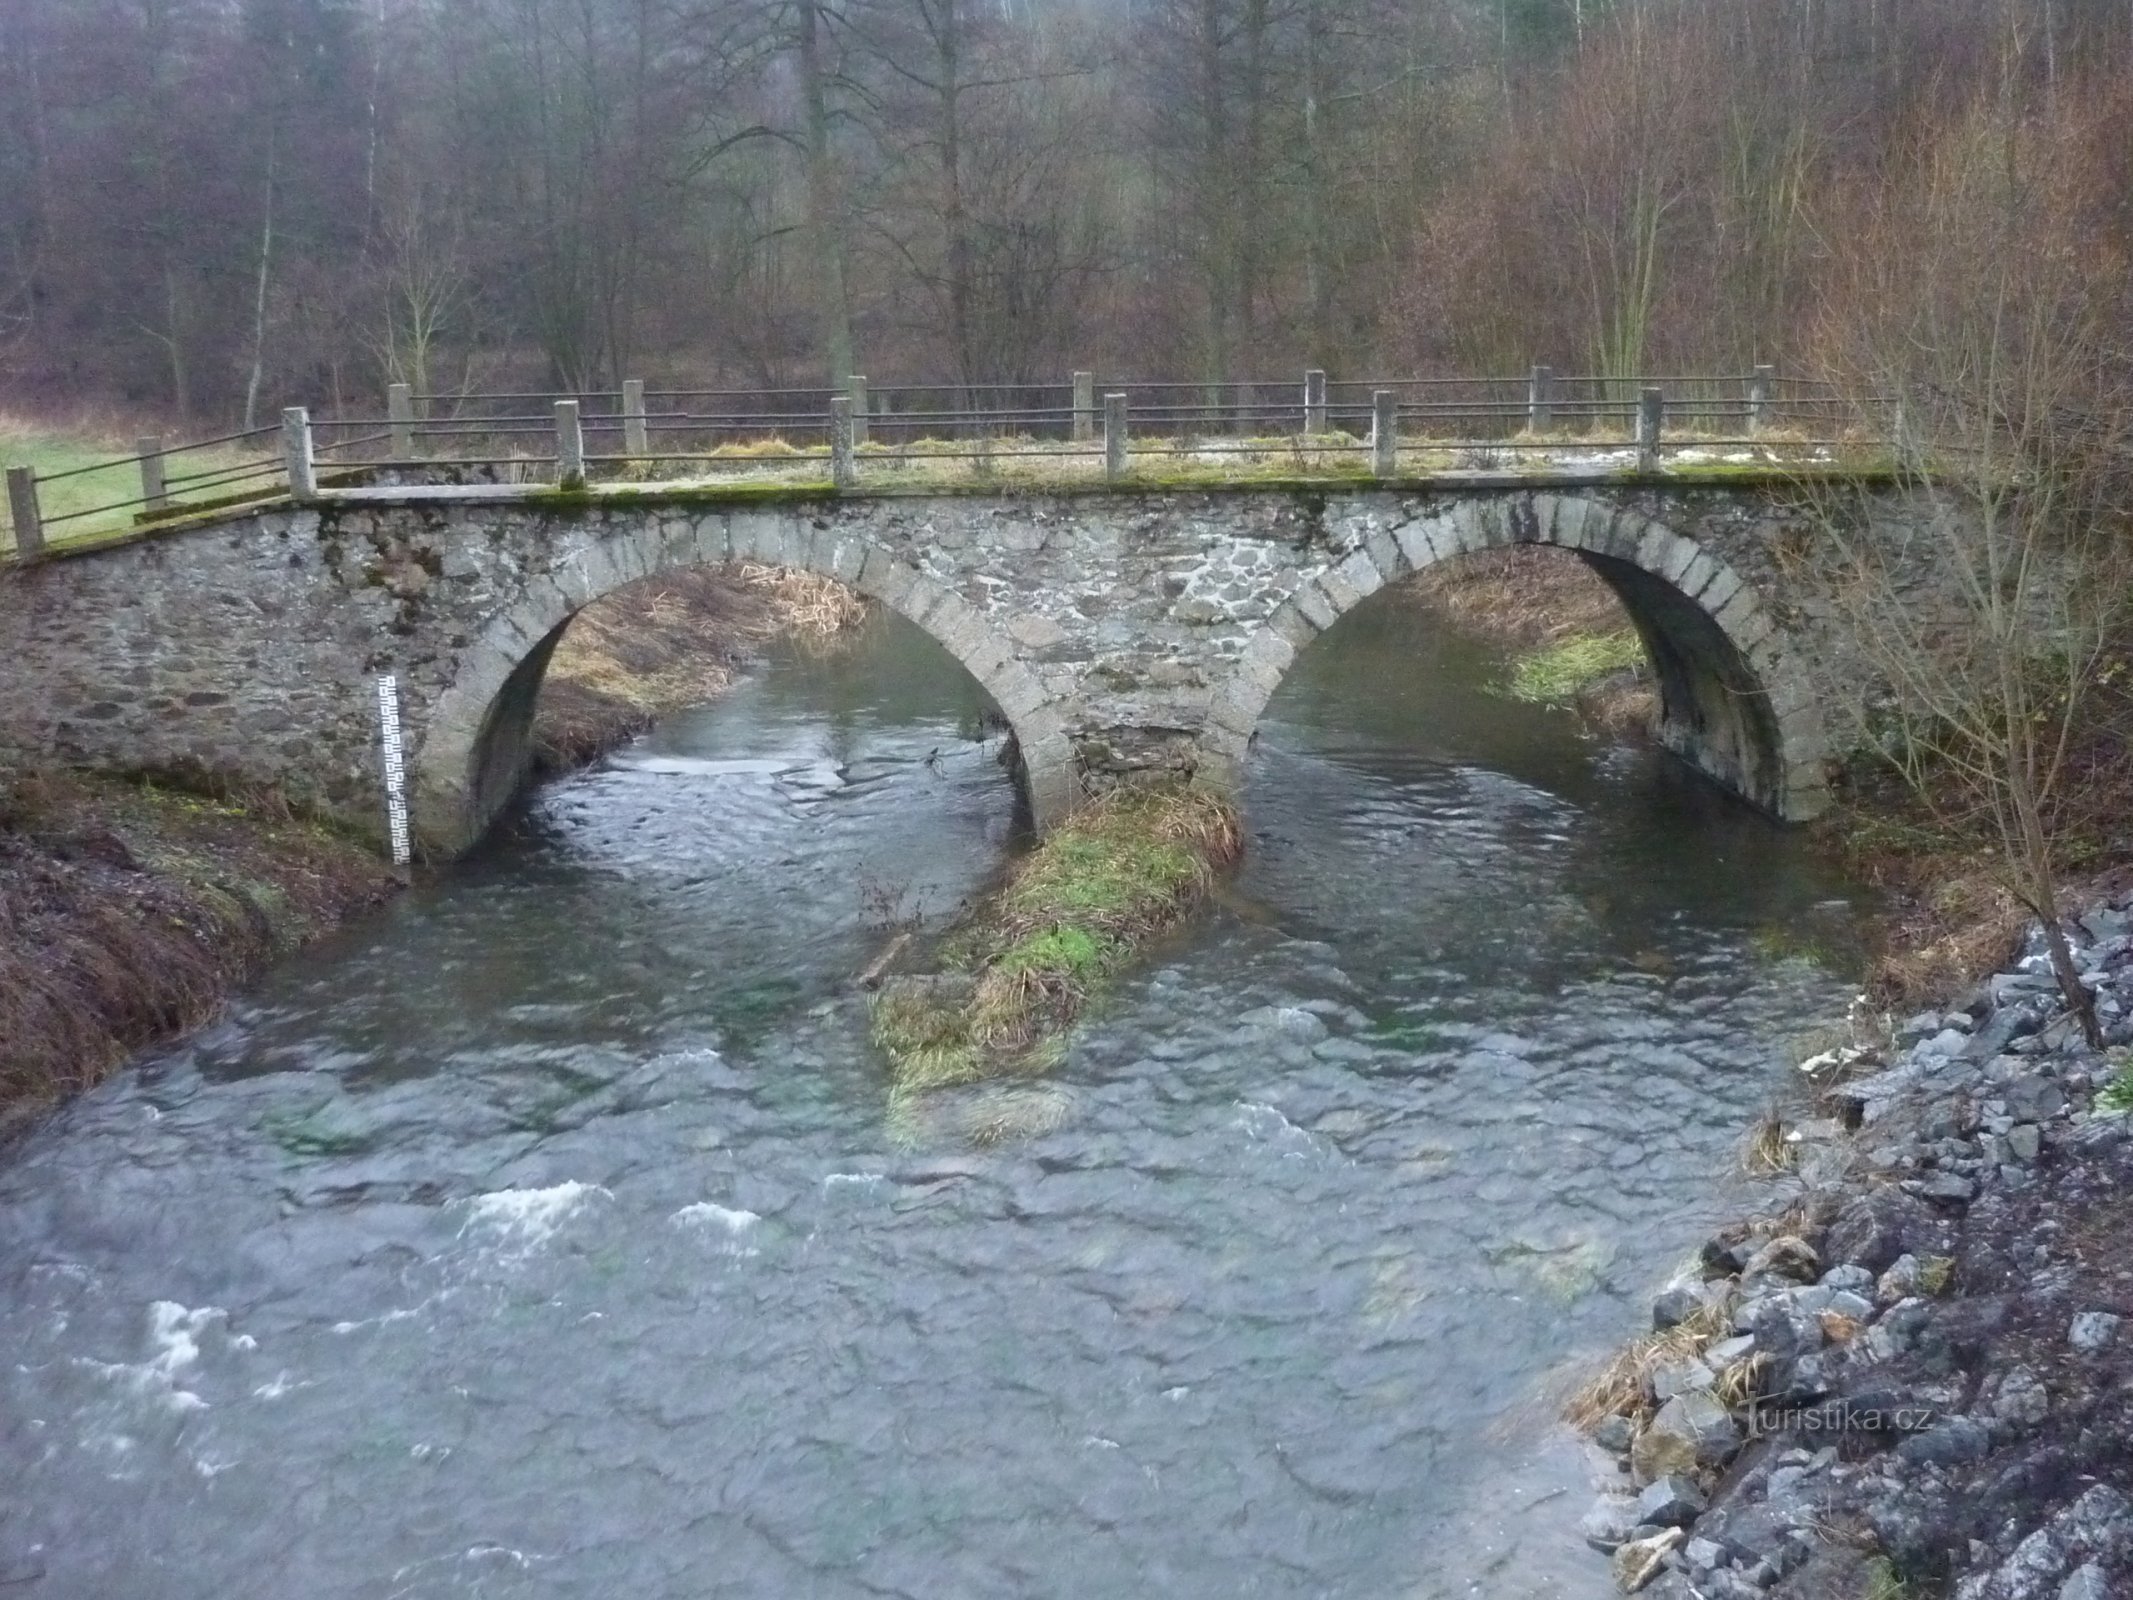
(1740, 1104, 1799, 1176)
(0, 772, 398, 1128)
(1562, 1292, 1737, 1432)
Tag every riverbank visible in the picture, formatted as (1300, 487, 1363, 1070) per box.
(1567, 892, 2133, 1598)
(0, 566, 872, 1130)
(0, 774, 401, 1132)
(1400, 545, 1655, 736)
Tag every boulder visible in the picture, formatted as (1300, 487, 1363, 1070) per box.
(1580, 1494, 1643, 1552)
(1635, 1474, 1707, 1528)
(1827, 1187, 1936, 1275)
(1611, 1528, 1685, 1594)
(1632, 1391, 1741, 1481)
(2069, 1311, 2122, 1353)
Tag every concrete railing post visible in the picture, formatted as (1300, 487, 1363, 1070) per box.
(1747, 363, 1775, 434)
(1528, 364, 1554, 434)
(387, 383, 415, 459)
(1104, 392, 1128, 480)
(1072, 370, 1095, 442)
(622, 379, 648, 458)
(5, 465, 44, 558)
(847, 375, 868, 447)
(1371, 390, 1398, 477)
(554, 399, 585, 488)
(1304, 368, 1327, 436)
(282, 407, 317, 501)
(1637, 387, 1665, 471)
(137, 435, 169, 513)
(830, 395, 856, 488)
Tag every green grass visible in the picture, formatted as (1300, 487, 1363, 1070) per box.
(1, 423, 278, 553)
(1503, 630, 1646, 703)
(869, 784, 1242, 1104)
(2097, 1053, 2133, 1114)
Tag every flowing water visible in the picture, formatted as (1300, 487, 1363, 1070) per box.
(0, 589, 1870, 1599)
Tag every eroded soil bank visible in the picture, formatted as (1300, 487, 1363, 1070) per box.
(0, 567, 868, 1128)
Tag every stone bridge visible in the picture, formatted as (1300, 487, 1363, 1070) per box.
(0, 474, 1900, 857)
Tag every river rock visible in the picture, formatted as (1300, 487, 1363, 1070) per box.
(2008, 1124, 2045, 1162)
(1632, 1391, 1740, 1481)
(1896, 1414, 1992, 1466)
(1611, 1527, 1684, 1593)
(1636, 1475, 1707, 1528)
(1826, 1187, 1936, 1275)
(2068, 1311, 2121, 1352)
(1593, 1414, 1637, 1454)
(2059, 1564, 2113, 1600)
(1652, 1359, 1716, 1402)
(1992, 1366, 2051, 1427)
(1739, 1234, 1820, 1287)
(2005, 1075, 2070, 1123)
(1581, 1494, 1643, 1552)
(1652, 1280, 1710, 1330)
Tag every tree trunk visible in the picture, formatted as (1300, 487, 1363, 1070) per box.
(798, 0, 855, 384)
(243, 129, 279, 433)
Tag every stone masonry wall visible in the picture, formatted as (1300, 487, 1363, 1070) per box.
(0, 479, 1930, 857)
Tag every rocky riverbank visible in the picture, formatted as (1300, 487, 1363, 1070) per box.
(1571, 894, 2133, 1599)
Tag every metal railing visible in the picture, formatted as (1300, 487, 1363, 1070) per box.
(2, 365, 1891, 561)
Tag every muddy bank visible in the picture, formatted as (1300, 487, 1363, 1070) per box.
(0, 774, 400, 1130)
(0, 567, 871, 1130)
(1570, 892, 2133, 1599)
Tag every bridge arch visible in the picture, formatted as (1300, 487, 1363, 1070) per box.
(410, 508, 1078, 856)
(1198, 493, 1831, 819)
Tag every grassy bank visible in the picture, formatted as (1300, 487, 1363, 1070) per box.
(0, 773, 400, 1129)
(1402, 546, 1655, 734)
(870, 784, 1242, 1116)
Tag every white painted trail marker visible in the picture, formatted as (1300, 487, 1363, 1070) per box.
(374, 674, 413, 869)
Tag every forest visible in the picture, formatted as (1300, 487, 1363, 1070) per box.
(0, 0, 2129, 425)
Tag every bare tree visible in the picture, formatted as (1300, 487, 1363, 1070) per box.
(1806, 86, 2133, 1042)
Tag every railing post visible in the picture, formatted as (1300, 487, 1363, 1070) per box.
(1104, 392, 1128, 481)
(1747, 363, 1775, 434)
(1371, 390, 1398, 477)
(830, 395, 856, 489)
(387, 383, 415, 460)
(622, 379, 648, 458)
(5, 466, 44, 558)
(137, 435, 169, 514)
(1528, 364, 1553, 434)
(1304, 368, 1327, 436)
(1072, 370, 1095, 442)
(847, 375, 868, 448)
(282, 407, 317, 501)
(1637, 387, 1665, 471)
(554, 399, 585, 488)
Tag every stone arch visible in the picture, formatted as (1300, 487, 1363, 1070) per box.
(410, 505, 1077, 857)
(1198, 493, 1831, 819)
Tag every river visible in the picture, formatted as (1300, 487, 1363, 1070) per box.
(0, 590, 1869, 1598)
